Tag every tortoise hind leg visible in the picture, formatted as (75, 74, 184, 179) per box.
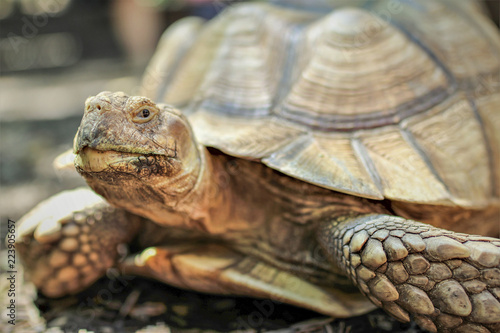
(318, 214, 500, 333)
(17, 188, 141, 297)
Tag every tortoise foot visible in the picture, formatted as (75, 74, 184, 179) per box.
(319, 214, 500, 333)
(16, 188, 139, 297)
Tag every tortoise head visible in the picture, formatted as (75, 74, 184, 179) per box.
(74, 91, 202, 220)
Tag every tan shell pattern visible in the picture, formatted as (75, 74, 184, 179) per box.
(141, 0, 500, 208)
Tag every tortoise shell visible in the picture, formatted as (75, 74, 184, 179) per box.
(141, 0, 500, 208)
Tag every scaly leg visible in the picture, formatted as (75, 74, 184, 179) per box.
(16, 188, 141, 297)
(318, 214, 500, 333)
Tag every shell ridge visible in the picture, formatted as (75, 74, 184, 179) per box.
(398, 126, 451, 198)
(350, 137, 384, 195)
(271, 22, 309, 116)
(463, 96, 498, 198)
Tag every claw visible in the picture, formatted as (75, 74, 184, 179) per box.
(16, 188, 140, 298)
(33, 217, 63, 243)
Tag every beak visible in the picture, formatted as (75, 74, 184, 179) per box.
(73, 112, 113, 154)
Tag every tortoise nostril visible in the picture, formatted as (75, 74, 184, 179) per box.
(96, 105, 102, 111)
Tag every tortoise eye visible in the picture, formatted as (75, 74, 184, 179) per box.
(133, 107, 156, 123)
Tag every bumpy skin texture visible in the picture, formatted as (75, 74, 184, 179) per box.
(319, 215, 500, 333)
(17, 188, 142, 297)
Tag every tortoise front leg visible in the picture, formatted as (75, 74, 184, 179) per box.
(318, 214, 500, 333)
(17, 188, 141, 297)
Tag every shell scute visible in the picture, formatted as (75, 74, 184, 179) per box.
(402, 96, 492, 206)
(358, 126, 451, 204)
(279, 7, 450, 127)
(262, 134, 383, 199)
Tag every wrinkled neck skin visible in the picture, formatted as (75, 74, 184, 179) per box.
(80, 145, 231, 232)
(157, 146, 233, 231)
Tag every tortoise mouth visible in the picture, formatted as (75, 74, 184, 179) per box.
(75, 147, 175, 179)
(75, 147, 143, 173)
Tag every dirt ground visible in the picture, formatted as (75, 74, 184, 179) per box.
(0, 268, 426, 333)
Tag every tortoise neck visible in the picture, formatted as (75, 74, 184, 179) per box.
(176, 147, 231, 225)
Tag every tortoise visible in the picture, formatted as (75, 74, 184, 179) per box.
(16, 0, 500, 332)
